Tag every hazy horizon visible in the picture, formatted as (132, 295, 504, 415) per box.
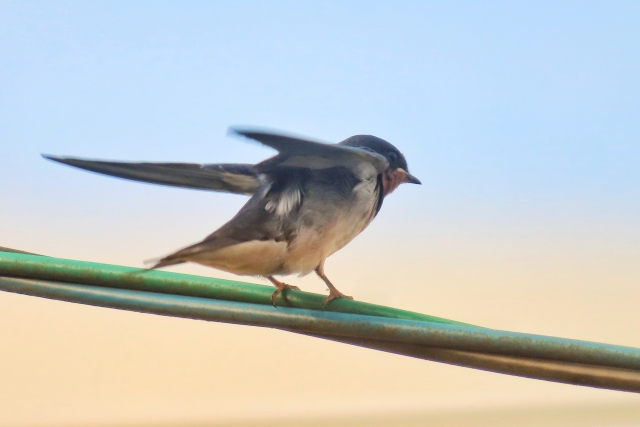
(1, 1, 639, 425)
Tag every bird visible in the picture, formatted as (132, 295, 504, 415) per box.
(44, 128, 421, 306)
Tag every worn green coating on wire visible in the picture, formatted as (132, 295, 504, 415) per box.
(3, 250, 640, 393)
(4, 276, 639, 368)
(3, 276, 640, 393)
(0, 251, 469, 326)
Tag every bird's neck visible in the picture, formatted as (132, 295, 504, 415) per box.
(381, 170, 405, 196)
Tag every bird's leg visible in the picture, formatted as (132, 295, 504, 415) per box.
(266, 276, 300, 307)
(315, 263, 353, 307)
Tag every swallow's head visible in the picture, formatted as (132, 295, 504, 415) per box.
(339, 135, 421, 196)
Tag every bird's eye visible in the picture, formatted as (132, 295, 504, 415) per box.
(387, 152, 398, 162)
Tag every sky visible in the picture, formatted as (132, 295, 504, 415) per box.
(0, 1, 639, 426)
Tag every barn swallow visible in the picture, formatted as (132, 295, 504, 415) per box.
(44, 129, 420, 305)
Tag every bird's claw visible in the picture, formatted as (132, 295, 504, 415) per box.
(321, 290, 353, 308)
(270, 282, 300, 307)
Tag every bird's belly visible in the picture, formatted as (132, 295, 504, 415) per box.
(283, 198, 377, 276)
(193, 240, 288, 276)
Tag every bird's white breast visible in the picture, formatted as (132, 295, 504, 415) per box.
(282, 177, 379, 276)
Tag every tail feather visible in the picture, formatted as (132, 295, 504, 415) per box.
(146, 256, 185, 270)
(145, 239, 227, 270)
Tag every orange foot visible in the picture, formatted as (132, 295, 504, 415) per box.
(267, 276, 300, 307)
(322, 289, 353, 308)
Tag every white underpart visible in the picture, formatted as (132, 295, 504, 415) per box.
(265, 184, 302, 217)
(190, 240, 287, 275)
(283, 177, 379, 276)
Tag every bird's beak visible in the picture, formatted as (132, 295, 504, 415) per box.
(397, 168, 421, 185)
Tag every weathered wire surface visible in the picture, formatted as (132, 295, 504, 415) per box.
(1, 250, 639, 393)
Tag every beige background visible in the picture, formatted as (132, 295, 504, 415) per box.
(2, 1, 639, 425)
(1, 201, 639, 426)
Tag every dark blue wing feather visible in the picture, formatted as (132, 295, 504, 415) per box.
(43, 155, 260, 195)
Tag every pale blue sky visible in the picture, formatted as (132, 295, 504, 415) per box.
(1, 0, 639, 250)
(2, 3, 640, 425)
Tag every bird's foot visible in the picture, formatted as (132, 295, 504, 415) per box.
(269, 280, 300, 307)
(321, 289, 353, 308)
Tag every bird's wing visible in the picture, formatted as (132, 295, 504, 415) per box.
(43, 155, 260, 195)
(232, 129, 389, 179)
